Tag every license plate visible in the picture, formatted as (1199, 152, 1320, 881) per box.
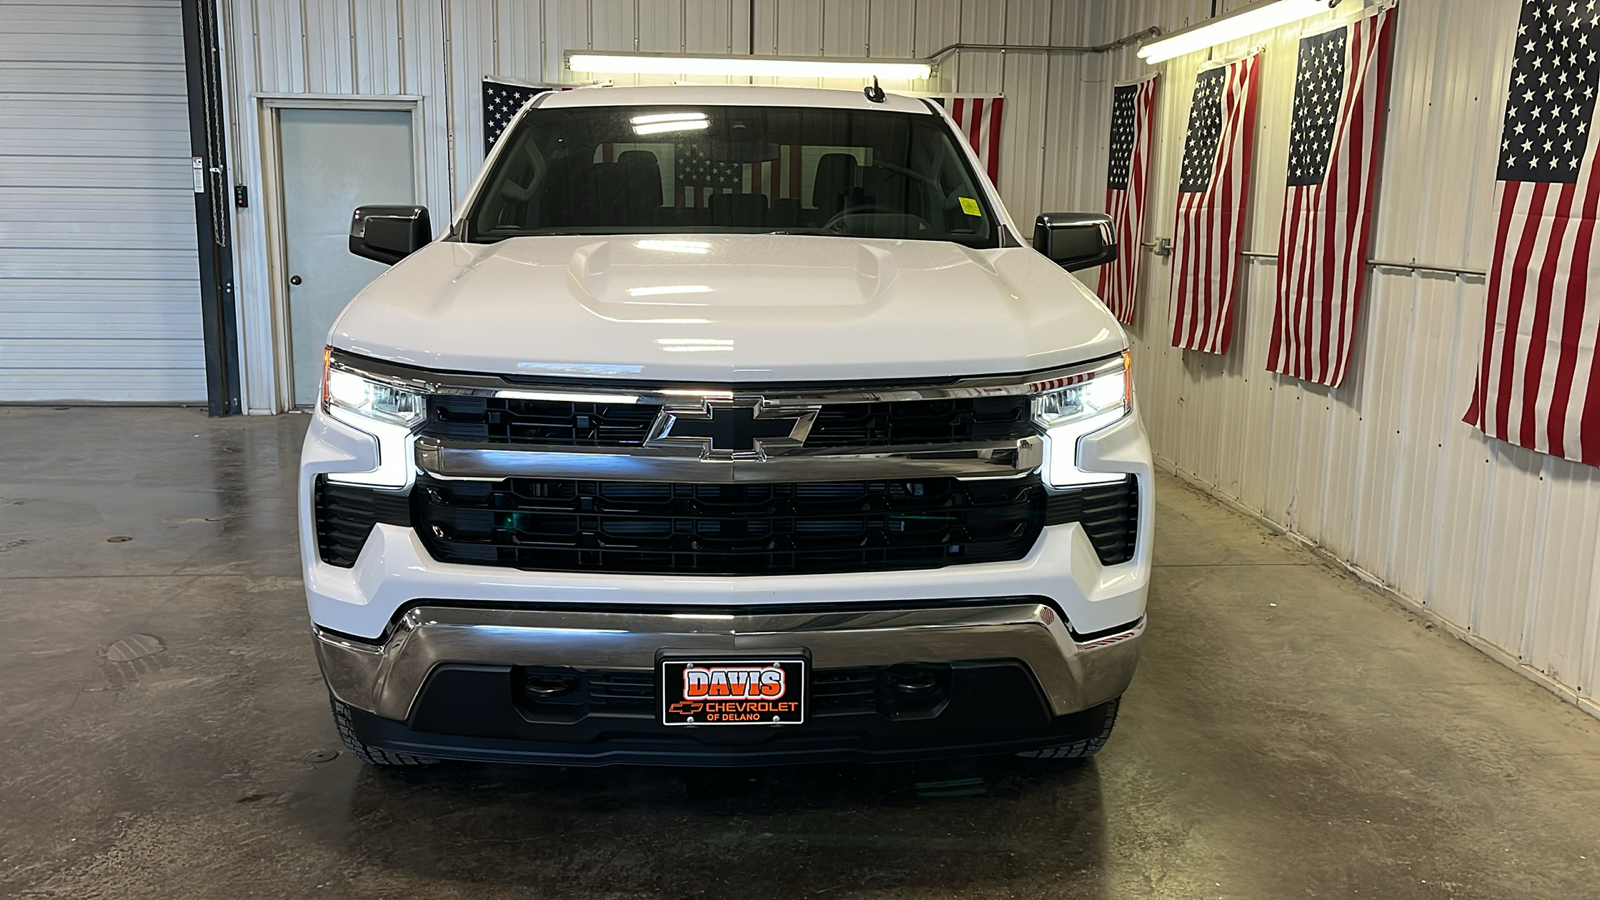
(660, 658, 806, 726)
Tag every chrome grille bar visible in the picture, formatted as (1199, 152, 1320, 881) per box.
(414, 435, 1043, 482)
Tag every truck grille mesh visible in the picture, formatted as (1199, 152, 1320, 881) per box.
(422, 395, 1033, 449)
(424, 397, 658, 446)
(805, 397, 1032, 447)
(518, 666, 911, 716)
(413, 474, 1046, 575)
(312, 475, 1139, 572)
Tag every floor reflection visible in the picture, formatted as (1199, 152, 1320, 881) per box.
(301, 755, 1107, 897)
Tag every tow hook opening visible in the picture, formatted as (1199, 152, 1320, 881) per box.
(878, 663, 952, 720)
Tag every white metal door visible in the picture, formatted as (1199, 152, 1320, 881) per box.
(277, 108, 416, 406)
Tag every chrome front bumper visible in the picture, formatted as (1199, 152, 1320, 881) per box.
(316, 601, 1143, 723)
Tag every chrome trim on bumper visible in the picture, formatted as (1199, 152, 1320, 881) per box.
(414, 435, 1044, 482)
(315, 603, 1143, 722)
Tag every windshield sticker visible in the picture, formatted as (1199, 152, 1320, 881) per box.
(959, 197, 982, 216)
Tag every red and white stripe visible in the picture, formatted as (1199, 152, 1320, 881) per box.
(1267, 8, 1395, 388)
(1466, 115, 1600, 465)
(748, 144, 804, 201)
(1100, 76, 1158, 325)
(947, 95, 1005, 186)
(1170, 53, 1261, 355)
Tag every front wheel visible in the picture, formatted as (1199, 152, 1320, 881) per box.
(1015, 697, 1121, 760)
(329, 694, 439, 766)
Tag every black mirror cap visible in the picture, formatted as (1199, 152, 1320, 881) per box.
(349, 205, 432, 266)
(1034, 212, 1118, 273)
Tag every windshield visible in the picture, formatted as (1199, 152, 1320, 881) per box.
(464, 104, 998, 247)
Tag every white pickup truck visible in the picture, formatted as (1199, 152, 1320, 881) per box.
(300, 84, 1152, 767)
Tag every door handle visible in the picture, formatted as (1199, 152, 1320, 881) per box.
(289, 275, 303, 286)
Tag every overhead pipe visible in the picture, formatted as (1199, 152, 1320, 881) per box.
(925, 26, 1163, 63)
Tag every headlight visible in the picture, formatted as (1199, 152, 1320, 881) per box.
(1032, 352, 1130, 429)
(319, 349, 423, 490)
(322, 350, 425, 428)
(1033, 351, 1132, 487)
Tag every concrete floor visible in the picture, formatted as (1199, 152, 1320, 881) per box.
(3, 407, 1600, 899)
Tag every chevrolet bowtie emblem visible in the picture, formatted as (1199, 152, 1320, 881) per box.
(645, 402, 819, 458)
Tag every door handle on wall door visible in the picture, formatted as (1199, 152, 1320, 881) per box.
(289, 275, 303, 285)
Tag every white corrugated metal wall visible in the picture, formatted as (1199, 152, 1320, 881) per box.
(1056, 0, 1600, 720)
(0, 0, 206, 403)
(222, 0, 1115, 412)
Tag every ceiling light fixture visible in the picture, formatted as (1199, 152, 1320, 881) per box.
(630, 112, 707, 124)
(626, 284, 713, 297)
(633, 119, 709, 135)
(568, 51, 932, 81)
(636, 240, 711, 254)
(1137, 0, 1338, 63)
(630, 111, 709, 135)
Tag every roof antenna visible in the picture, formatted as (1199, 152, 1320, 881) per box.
(864, 76, 886, 103)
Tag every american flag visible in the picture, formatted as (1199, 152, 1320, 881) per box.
(674, 144, 744, 208)
(1169, 53, 1260, 355)
(1099, 76, 1158, 325)
(938, 95, 1005, 186)
(482, 76, 561, 155)
(1466, 0, 1600, 465)
(1266, 9, 1396, 388)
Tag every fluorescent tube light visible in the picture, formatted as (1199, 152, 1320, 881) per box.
(1137, 0, 1334, 63)
(630, 111, 709, 135)
(568, 52, 932, 81)
(636, 240, 711, 254)
(634, 119, 708, 135)
(630, 112, 707, 125)
(627, 285, 714, 297)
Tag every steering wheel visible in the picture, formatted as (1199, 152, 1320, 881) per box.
(821, 203, 925, 233)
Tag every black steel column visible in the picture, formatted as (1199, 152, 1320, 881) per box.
(181, 0, 242, 416)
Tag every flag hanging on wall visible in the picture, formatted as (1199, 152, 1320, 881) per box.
(1169, 53, 1261, 355)
(1266, 8, 1396, 388)
(482, 76, 566, 155)
(936, 95, 1006, 186)
(1466, 0, 1600, 466)
(1100, 75, 1159, 325)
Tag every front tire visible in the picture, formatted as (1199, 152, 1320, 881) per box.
(329, 694, 439, 766)
(1015, 697, 1120, 760)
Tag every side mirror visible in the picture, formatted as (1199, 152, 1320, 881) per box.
(1033, 212, 1117, 272)
(349, 205, 431, 265)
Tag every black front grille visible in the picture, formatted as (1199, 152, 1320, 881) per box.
(811, 668, 879, 713)
(426, 395, 660, 446)
(518, 666, 933, 717)
(421, 394, 1033, 449)
(1044, 476, 1139, 565)
(804, 397, 1033, 448)
(585, 670, 655, 712)
(414, 474, 1047, 576)
(314, 473, 1139, 572)
(313, 477, 411, 566)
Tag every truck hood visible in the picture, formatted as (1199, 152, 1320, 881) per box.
(330, 234, 1126, 383)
